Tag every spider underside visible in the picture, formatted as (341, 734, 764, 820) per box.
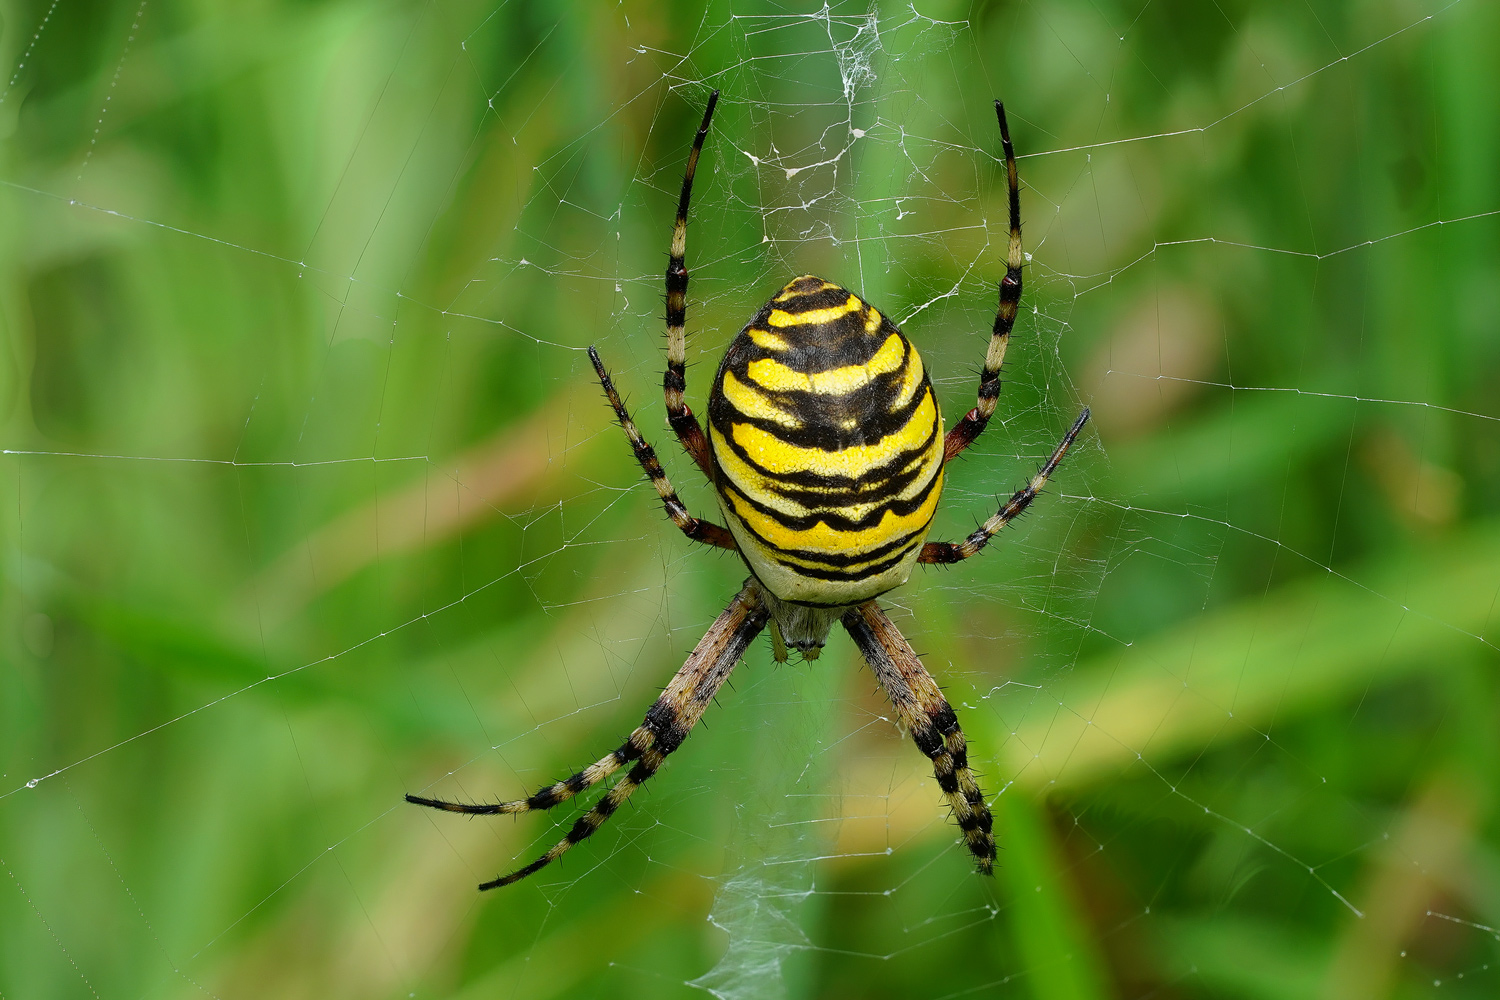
(408, 92, 1090, 890)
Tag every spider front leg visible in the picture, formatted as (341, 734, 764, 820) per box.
(945, 100, 1026, 463)
(663, 90, 719, 480)
(842, 601, 995, 873)
(922, 407, 1089, 565)
(410, 583, 769, 889)
(588, 345, 736, 551)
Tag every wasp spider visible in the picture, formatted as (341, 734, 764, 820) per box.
(409, 92, 1090, 889)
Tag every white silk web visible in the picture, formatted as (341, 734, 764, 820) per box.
(3, 1, 1499, 998)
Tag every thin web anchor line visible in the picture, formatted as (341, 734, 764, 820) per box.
(1425, 911, 1500, 938)
(1, 449, 431, 466)
(1154, 207, 1500, 261)
(1064, 208, 1500, 297)
(0, 0, 61, 107)
(1028, 679, 1371, 917)
(1019, 0, 1466, 161)
(1068, 494, 1500, 656)
(0, 179, 560, 345)
(1097, 373, 1500, 425)
(0, 547, 561, 803)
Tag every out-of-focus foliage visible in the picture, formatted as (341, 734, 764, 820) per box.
(2, 0, 1498, 998)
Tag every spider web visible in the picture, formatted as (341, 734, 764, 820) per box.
(3, 0, 1499, 998)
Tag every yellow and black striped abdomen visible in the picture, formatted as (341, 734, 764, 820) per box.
(708, 275, 944, 606)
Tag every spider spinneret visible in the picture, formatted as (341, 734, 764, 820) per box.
(408, 90, 1090, 890)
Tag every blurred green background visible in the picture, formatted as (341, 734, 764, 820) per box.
(3, 0, 1499, 997)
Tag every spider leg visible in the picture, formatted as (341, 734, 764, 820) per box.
(466, 582, 767, 890)
(842, 601, 996, 874)
(405, 732, 651, 817)
(944, 100, 1025, 463)
(589, 345, 737, 551)
(663, 91, 719, 481)
(920, 407, 1089, 565)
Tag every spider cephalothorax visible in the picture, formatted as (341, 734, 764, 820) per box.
(408, 92, 1089, 889)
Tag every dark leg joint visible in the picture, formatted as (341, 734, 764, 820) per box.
(567, 811, 603, 843)
(957, 811, 987, 832)
(527, 786, 562, 810)
(912, 722, 944, 757)
(626, 759, 659, 785)
(932, 705, 959, 736)
(918, 542, 963, 565)
(636, 444, 665, 474)
(1000, 268, 1022, 299)
(682, 521, 736, 550)
(644, 702, 690, 754)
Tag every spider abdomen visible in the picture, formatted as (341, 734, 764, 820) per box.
(708, 275, 945, 607)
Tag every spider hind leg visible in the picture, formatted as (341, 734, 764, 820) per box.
(412, 582, 768, 890)
(405, 728, 652, 817)
(842, 601, 996, 873)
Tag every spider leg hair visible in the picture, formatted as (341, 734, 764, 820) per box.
(842, 602, 996, 874)
(477, 582, 768, 890)
(945, 99, 1026, 463)
(664, 90, 719, 480)
(920, 407, 1090, 565)
(588, 345, 737, 551)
